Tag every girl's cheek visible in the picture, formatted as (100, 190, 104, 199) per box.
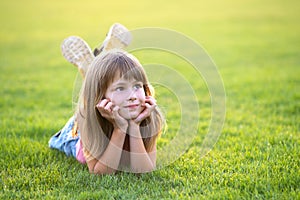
(138, 91, 146, 101)
(110, 95, 123, 105)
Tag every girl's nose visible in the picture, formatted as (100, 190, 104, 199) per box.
(127, 90, 137, 101)
(128, 96, 137, 101)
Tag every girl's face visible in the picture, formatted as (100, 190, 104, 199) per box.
(105, 76, 146, 120)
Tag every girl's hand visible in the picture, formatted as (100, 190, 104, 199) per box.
(96, 99, 128, 133)
(134, 96, 157, 124)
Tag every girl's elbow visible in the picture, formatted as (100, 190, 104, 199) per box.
(89, 165, 117, 175)
(87, 160, 116, 175)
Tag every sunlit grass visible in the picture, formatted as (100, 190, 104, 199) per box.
(0, 0, 299, 199)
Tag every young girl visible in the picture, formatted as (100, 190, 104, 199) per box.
(49, 25, 164, 174)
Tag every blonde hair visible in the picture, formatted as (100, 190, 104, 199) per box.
(77, 49, 164, 160)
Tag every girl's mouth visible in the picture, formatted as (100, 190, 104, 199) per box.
(125, 104, 139, 109)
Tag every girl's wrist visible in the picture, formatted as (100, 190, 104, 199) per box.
(113, 124, 128, 134)
(129, 120, 139, 127)
(128, 120, 142, 138)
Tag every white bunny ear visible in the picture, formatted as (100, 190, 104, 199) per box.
(61, 36, 95, 78)
(93, 23, 132, 56)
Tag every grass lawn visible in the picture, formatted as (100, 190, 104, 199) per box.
(0, 0, 299, 199)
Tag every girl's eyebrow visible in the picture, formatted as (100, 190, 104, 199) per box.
(110, 83, 125, 89)
(110, 81, 127, 89)
(114, 81, 125, 85)
(112, 81, 127, 86)
(110, 79, 142, 89)
(131, 80, 143, 84)
(113, 79, 141, 85)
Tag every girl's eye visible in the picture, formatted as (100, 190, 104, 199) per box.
(133, 84, 143, 90)
(115, 87, 124, 91)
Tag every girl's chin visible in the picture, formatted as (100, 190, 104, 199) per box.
(120, 113, 139, 120)
(119, 110, 140, 120)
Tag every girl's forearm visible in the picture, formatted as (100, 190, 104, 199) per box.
(128, 123, 156, 173)
(88, 128, 126, 174)
(130, 137, 156, 173)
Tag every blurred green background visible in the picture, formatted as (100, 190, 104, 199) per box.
(0, 0, 299, 199)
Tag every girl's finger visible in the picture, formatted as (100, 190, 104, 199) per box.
(112, 105, 119, 112)
(104, 101, 113, 112)
(135, 107, 150, 123)
(134, 114, 144, 123)
(98, 99, 109, 108)
(143, 102, 156, 112)
(146, 96, 156, 102)
(145, 97, 157, 106)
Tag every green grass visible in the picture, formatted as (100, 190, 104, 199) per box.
(1, 0, 299, 199)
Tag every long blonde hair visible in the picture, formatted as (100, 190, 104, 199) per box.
(77, 49, 164, 160)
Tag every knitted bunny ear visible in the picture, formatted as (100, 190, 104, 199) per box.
(93, 23, 132, 56)
(61, 36, 95, 78)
